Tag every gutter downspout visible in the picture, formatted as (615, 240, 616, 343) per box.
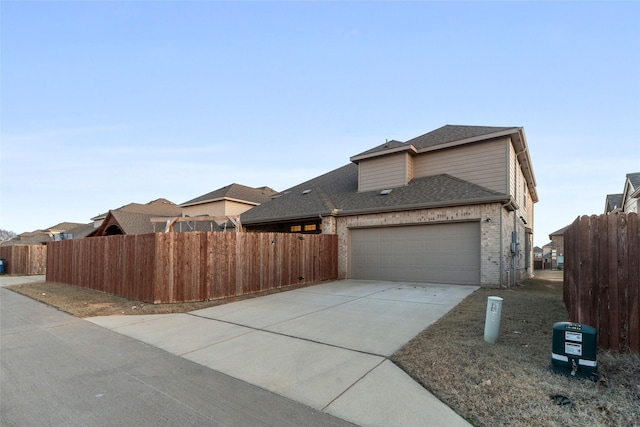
(499, 201, 511, 288)
(513, 207, 518, 287)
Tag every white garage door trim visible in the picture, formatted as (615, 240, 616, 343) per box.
(348, 222, 480, 285)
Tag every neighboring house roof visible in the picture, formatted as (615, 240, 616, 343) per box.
(180, 183, 278, 207)
(241, 163, 509, 225)
(46, 222, 85, 232)
(624, 172, 640, 200)
(0, 222, 86, 246)
(90, 211, 224, 236)
(90, 211, 169, 236)
(65, 223, 95, 239)
(91, 198, 181, 221)
(549, 226, 568, 238)
(628, 172, 640, 190)
(605, 193, 624, 213)
(0, 231, 51, 246)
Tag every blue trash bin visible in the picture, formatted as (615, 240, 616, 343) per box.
(0, 258, 5, 275)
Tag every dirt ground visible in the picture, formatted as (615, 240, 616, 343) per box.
(7, 275, 639, 426)
(5, 280, 319, 318)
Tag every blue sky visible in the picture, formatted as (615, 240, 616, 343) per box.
(1, 1, 639, 247)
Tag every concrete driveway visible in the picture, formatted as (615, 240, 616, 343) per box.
(89, 279, 477, 426)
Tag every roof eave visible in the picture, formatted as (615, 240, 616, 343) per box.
(241, 196, 512, 225)
(510, 128, 539, 203)
(181, 197, 261, 208)
(241, 212, 330, 226)
(334, 196, 512, 217)
(350, 144, 418, 163)
(416, 127, 521, 154)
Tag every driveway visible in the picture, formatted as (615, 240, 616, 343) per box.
(1, 284, 352, 427)
(89, 279, 477, 426)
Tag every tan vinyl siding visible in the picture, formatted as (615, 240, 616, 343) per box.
(225, 200, 256, 217)
(405, 152, 414, 183)
(358, 153, 409, 192)
(183, 200, 256, 217)
(182, 203, 225, 217)
(413, 138, 509, 194)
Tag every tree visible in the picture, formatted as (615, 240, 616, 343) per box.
(0, 229, 17, 242)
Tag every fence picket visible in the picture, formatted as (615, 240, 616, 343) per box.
(564, 213, 639, 353)
(45, 232, 337, 305)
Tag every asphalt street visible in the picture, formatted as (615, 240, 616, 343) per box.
(0, 287, 355, 427)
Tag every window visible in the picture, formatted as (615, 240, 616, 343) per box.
(290, 225, 302, 232)
(303, 224, 317, 232)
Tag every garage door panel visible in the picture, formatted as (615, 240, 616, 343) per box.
(349, 222, 480, 285)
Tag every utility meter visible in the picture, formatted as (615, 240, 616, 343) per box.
(550, 322, 598, 380)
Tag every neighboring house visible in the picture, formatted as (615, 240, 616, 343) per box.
(180, 184, 277, 231)
(88, 198, 186, 237)
(242, 125, 538, 287)
(604, 172, 639, 214)
(621, 172, 640, 214)
(548, 226, 568, 269)
(533, 246, 543, 269)
(541, 242, 554, 269)
(0, 222, 85, 246)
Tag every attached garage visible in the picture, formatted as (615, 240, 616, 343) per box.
(349, 222, 480, 285)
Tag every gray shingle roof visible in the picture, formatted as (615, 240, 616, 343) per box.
(627, 172, 640, 190)
(352, 125, 519, 159)
(241, 163, 509, 224)
(109, 211, 164, 234)
(181, 183, 278, 207)
(606, 193, 623, 212)
(92, 198, 181, 220)
(405, 125, 519, 149)
(46, 222, 85, 232)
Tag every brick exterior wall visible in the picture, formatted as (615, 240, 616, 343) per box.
(322, 202, 532, 288)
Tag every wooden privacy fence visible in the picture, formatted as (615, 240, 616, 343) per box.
(0, 245, 47, 275)
(564, 213, 639, 353)
(46, 232, 338, 304)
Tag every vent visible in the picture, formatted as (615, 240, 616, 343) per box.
(380, 189, 392, 195)
(302, 189, 312, 195)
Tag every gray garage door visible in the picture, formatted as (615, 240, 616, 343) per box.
(349, 222, 480, 285)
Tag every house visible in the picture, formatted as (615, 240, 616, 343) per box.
(88, 198, 187, 236)
(548, 226, 568, 269)
(241, 125, 538, 287)
(179, 184, 277, 231)
(533, 246, 544, 269)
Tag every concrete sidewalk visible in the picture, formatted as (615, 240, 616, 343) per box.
(88, 279, 477, 426)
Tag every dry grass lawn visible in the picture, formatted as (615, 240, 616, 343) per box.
(7, 277, 640, 426)
(392, 278, 640, 427)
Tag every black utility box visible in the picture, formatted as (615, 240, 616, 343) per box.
(550, 322, 598, 380)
